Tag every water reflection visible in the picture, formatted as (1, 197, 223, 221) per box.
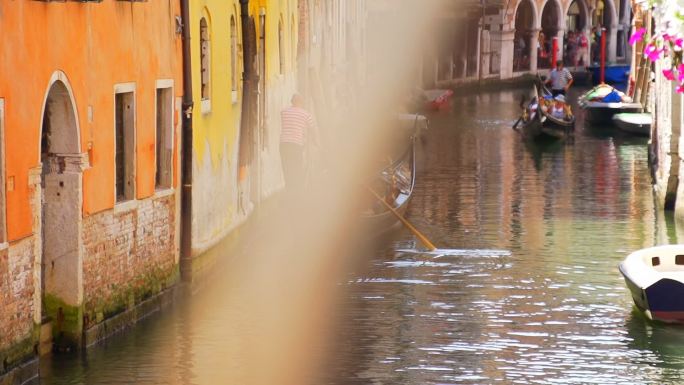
(327, 87, 684, 384)
(39, 86, 684, 385)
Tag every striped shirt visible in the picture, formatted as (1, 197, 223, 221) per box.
(280, 106, 316, 146)
(549, 68, 573, 90)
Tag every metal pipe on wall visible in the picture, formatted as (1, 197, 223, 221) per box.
(180, 0, 194, 279)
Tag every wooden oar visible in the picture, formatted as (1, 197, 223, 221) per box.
(513, 93, 528, 130)
(367, 186, 436, 251)
(512, 115, 523, 130)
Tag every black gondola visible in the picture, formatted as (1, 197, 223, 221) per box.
(361, 114, 420, 235)
(518, 84, 575, 141)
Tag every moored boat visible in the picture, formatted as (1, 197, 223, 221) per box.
(587, 64, 630, 86)
(578, 84, 641, 124)
(423, 89, 454, 110)
(619, 245, 684, 323)
(613, 113, 652, 137)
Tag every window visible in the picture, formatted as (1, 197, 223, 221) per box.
(278, 18, 285, 75)
(115, 89, 135, 202)
(676, 255, 684, 265)
(0, 99, 5, 243)
(230, 15, 238, 100)
(200, 17, 211, 105)
(652, 256, 661, 266)
(156, 84, 173, 190)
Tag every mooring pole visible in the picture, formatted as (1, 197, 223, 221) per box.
(600, 28, 607, 84)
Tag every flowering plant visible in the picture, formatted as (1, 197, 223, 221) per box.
(632, 0, 684, 91)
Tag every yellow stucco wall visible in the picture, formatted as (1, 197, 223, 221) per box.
(189, 0, 299, 254)
(190, 0, 243, 166)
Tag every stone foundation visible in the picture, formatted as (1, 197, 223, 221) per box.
(0, 237, 38, 378)
(81, 192, 179, 341)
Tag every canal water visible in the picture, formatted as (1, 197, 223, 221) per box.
(40, 87, 684, 384)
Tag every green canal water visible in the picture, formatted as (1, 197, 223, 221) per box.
(40, 88, 684, 384)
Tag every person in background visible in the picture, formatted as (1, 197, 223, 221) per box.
(577, 30, 589, 67)
(280, 93, 319, 200)
(568, 31, 578, 67)
(546, 60, 574, 97)
(538, 32, 547, 66)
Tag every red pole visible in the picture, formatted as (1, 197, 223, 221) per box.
(600, 28, 606, 84)
(551, 37, 558, 68)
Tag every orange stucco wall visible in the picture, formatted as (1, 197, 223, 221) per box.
(0, 1, 183, 241)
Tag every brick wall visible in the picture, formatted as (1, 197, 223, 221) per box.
(82, 193, 178, 327)
(0, 236, 37, 365)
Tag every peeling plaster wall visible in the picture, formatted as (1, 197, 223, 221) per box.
(188, 0, 245, 257)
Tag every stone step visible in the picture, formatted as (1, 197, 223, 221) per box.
(39, 321, 52, 356)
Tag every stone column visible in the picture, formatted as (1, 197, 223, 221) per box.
(28, 166, 42, 326)
(529, 29, 540, 73)
(609, 25, 618, 62)
(475, 19, 482, 80)
(481, 29, 490, 78)
(495, 29, 515, 79)
(584, 27, 593, 66)
(555, 29, 565, 64)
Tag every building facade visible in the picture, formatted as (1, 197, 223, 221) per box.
(0, 0, 183, 373)
(421, 0, 633, 88)
(0, 0, 370, 379)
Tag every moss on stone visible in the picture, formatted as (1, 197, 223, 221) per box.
(43, 294, 83, 352)
(86, 265, 179, 328)
(0, 324, 38, 374)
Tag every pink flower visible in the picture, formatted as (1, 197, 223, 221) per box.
(678, 65, 684, 82)
(676, 85, 684, 94)
(676, 38, 684, 48)
(664, 69, 676, 81)
(644, 44, 663, 61)
(630, 28, 647, 45)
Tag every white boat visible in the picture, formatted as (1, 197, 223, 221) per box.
(612, 113, 651, 137)
(619, 245, 684, 323)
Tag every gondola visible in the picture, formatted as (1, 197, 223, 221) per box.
(361, 115, 420, 235)
(518, 83, 575, 141)
(578, 84, 642, 125)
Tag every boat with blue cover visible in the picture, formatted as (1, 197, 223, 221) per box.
(587, 64, 630, 86)
(578, 84, 641, 124)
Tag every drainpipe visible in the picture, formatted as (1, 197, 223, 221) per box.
(239, 0, 258, 208)
(180, 0, 194, 279)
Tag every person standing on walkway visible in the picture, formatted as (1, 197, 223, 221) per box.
(577, 30, 589, 67)
(546, 60, 574, 97)
(280, 93, 318, 199)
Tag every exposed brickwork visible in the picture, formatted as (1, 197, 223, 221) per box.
(0, 237, 37, 357)
(82, 193, 178, 327)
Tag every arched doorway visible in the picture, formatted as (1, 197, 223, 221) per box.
(540, 0, 562, 69)
(566, 0, 591, 67)
(514, 0, 535, 72)
(40, 72, 84, 349)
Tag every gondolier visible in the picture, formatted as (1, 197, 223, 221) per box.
(546, 60, 574, 97)
(280, 93, 319, 200)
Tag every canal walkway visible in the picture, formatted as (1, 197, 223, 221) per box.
(39, 86, 684, 385)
